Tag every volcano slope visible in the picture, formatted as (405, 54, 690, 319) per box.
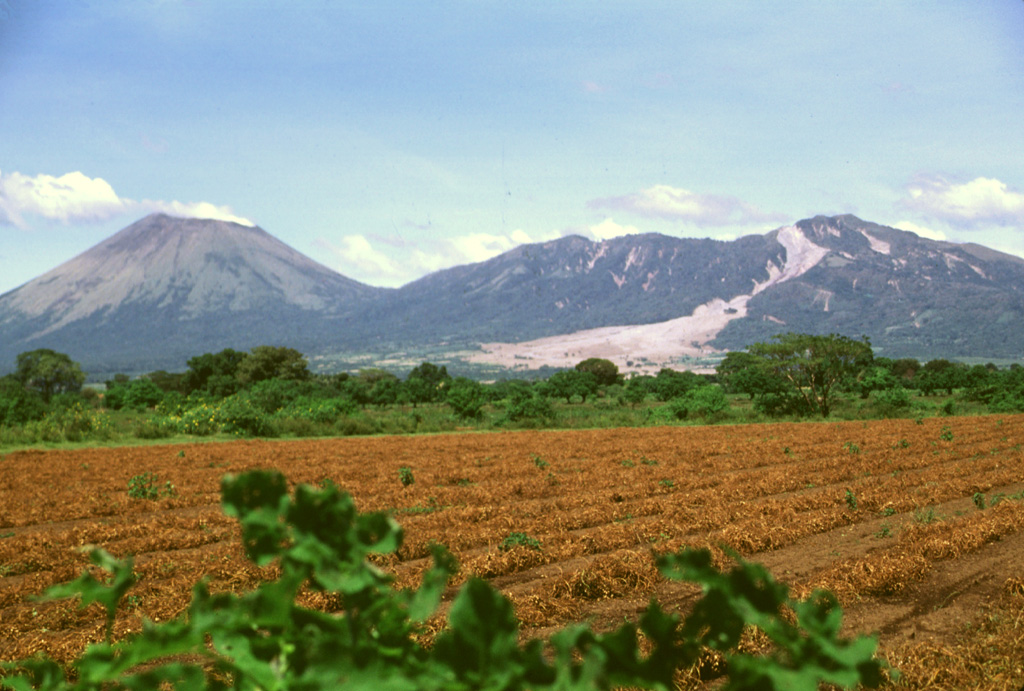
(1, 415, 1022, 688)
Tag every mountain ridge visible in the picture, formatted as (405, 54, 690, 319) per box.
(2, 212, 1023, 374)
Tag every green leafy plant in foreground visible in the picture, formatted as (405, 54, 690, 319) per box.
(1, 470, 888, 690)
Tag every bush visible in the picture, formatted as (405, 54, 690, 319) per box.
(872, 387, 911, 417)
(155, 391, 185, 416)
(280, 395, 357, 424)
(0, 376, 46, 426)
(683, 385, 728, 419)
(334, 413, 381, 436)
(27, 402, 114, 442)
(216, 393, 275, 437)
(132, 418, 177, 440)
(120, 379, 164, 410)
(175, 402, 220, 436)
(445, 377, 487, 420)
(497, 388, 554, 426)
(753, 391, 814, 417)
(647, 398, 690, 424)
(247, 378, 314, 414)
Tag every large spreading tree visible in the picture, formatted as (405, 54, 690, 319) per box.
(14, 348, 85, 403)
(744, 332, 873, 418)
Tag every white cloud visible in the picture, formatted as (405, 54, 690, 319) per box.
(893, 220, 946, 241)
(321, 227, 566, 287)
(449, 232, 520, 263)
(137, 199, 254, 227)
(0, 170, 125, 226)
(588, 217, 642, 240)
(902, 175, 1024, 227)
(0, 169, 253, 227)
(588, 184, 787, 227)
(319, 234, 407, 284)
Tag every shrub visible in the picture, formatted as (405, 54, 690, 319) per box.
(29, 402, 114, 442)
(281, 396, 357, 424)
(155, 391, 185, 416)
(753, 391, 814, 417)
(216, 393, 275, 437)
(497, 389, 554, 426)
(132, 418, 176, 440)
(647, 397, 689, 424)
(683, 385, 728, 419)
(872, 387, 911, 416)
(175, 403, 220, 436)
(445, 377, 487, 420)
(0, 376, 46, 426)
(247, 378, 314, 414)
(334, 414, 381, 436)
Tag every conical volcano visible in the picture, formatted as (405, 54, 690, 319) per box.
(0, 214, 384, 373)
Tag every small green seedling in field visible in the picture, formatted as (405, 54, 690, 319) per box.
(620, 458, 636, 468)
(659, 479, 674, 488)
(127, 473, 176, 500)
(874, 523, 892, 538)
(973, 492, 986, 510)
(913, 506, 940, 524)
(531, 454, 549, 469)
(843, 442, 860, 455)
(399, 466, 415, 487)
(940, 426, 954, 442)
(844, 489, 858, 511)
(499, 531, 541, 551)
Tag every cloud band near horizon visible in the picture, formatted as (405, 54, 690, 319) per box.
(902, 175, 1024, 228)
(0, 169, 253, 228)
(587, 184, 789, 227)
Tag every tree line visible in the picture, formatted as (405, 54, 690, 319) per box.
(2, 334, 1024, 442)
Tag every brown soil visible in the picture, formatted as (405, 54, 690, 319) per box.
(1, 415, 1023, 688)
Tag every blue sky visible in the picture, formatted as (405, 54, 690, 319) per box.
(1, 1, 1023, 294)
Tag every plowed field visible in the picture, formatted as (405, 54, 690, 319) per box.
(2, 415, 1023, 688)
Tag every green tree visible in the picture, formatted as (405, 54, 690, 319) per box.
(746, 333, 873, 418)
(542, 369, 599, 403)
(621, 376, 651, 407)
(184, 348, 247, 395)
(0, 374, 46, 425)
(405, 362, 451, 405)
(14, 349, 86, 403)
(369, 376, 402, 408)
(106, 378, 165, 411)
(445, 377, 487, 420)
(914, 358, 964, 396)
(717, 351, 787, 400)
(143, 370, 187, 394)
(651, 367, 703, 401)
(682, 384, 729, 418)
(236, 346, 310, 385)
(574, 357, 621, 386)
(888, 357, 921, 381)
